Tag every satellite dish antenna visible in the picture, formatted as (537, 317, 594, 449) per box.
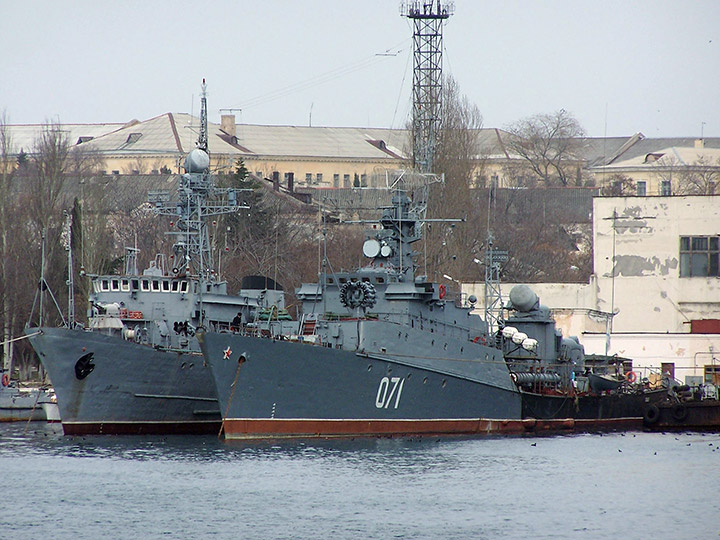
(363, 239, 381, 258)
(380, 244, 392, 257)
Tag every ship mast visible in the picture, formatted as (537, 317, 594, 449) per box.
(149, 80, 247, 284)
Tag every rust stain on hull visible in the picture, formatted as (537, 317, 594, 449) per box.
(221, 417, 643, 440)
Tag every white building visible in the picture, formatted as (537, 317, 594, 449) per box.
(465, 194, 720, 385)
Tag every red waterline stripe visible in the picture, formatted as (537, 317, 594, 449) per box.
(62, 420, 221, 436)
(221, 417, 644, 440)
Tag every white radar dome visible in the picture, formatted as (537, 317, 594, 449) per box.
(184, 149, 210, 173)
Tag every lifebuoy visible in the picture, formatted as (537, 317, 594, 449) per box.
(1, 373, 9, 387)
(438, 284, 446, 299)
(626, 371, 637, 383)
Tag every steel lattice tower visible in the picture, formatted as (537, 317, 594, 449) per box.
(401, 1, 454, 173)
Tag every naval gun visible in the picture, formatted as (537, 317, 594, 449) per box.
(502, 285, 584, 390)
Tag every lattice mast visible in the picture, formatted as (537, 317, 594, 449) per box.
(149, 80, 246, 283)
(401, 1, 454, 174)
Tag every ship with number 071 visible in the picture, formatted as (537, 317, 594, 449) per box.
(199, 185, 526, 439)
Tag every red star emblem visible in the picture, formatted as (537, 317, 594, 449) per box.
(223, 346, 232, 360)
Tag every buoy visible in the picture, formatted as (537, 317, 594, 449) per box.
(626, 371, 637, 383)
(1, 373, 9, 387)
(438, 284, 446, 299)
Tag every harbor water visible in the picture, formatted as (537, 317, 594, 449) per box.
(1, 423, 718, 539)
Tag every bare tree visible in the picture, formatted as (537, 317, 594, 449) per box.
(0, 111, 15, 371)
(599, 173, 636, 196)
(505, 109, 587, 186)
(422, 75, 488, 283)
(674, 155, 720, 195)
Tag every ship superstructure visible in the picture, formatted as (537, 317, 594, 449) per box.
(27, 82, 286, 434)
(200, 188, 523, 439)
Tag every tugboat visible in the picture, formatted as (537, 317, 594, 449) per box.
(643, 382, 720, 431)
(200, 186, 524, 440)
(25, 81, 286, 435)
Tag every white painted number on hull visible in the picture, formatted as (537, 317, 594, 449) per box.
(375, 377, 405, 409)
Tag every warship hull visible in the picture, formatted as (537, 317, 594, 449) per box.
(201, 329, 524, 440)
(27, 327, 221, 435)
(521, 388, 668, 421)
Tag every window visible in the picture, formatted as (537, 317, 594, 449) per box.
(661, 180, 671, 196)
(636, 181, 646, 197)
(305, 173, 312, 184)
(361, 174, 367, 187)
(316, 173, 323, 184)
(343, 174, 350, 188)
(162, 280, 170, 292)
(121, 279, 130, 292)
(111, 279, 120, 291)
(680, 235, 719, 277)
(141, 280, 150, 291)
(333, 174, 340, 188)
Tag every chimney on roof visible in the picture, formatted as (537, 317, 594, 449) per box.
(221, 114, 236, 138)
(695, 138, 705, 149)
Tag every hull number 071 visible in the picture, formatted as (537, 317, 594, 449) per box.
(375, 377, 405, 409)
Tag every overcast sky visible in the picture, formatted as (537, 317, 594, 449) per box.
(2, 0, 719, 137)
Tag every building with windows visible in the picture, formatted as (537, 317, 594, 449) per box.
(464, 194, 720, 385)
(5, 115, 720, 195)
(587, 138, 720, 196)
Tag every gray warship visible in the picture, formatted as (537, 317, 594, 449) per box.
(26, 81, 285, 435)
(200, 185, 669, 439)
(199, 187, 524, 440)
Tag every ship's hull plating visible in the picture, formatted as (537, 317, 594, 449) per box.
(643, 400, 720, 430)
(202, 330, 523, 440)
(522, 388, 668, 420)
(0, 389, 47, 422)
(27, 327, 221, 435)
